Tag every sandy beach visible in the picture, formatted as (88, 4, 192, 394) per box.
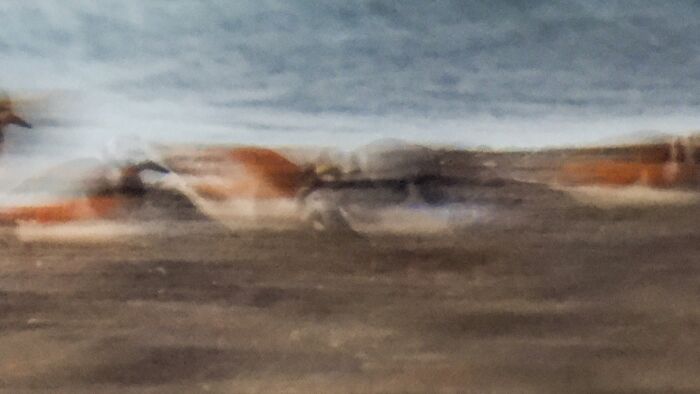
(1, 174, 699, 393)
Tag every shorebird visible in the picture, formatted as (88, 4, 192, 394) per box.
(159, 143, 475, 234)
(559, 137, 700, 188)
(555, 137, 700, 207)
(158, 146, 319, 231)
(0, 158, 169, 225)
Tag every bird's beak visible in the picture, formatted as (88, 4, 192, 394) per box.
(9, 113, 32, 129)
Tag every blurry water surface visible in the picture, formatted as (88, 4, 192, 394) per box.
(1, 1, 700, 152)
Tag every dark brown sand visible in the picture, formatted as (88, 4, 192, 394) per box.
(1, 180, 700, 393)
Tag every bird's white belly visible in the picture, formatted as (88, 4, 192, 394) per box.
(191, 197, 302, 231)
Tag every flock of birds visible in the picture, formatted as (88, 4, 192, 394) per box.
(0, 92, 479, 240)
(2, 91, 699, 242)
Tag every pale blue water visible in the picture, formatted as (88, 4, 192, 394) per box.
(2, 1, 700, 150)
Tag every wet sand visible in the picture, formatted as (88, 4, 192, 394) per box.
(1, 180, 700, 393)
